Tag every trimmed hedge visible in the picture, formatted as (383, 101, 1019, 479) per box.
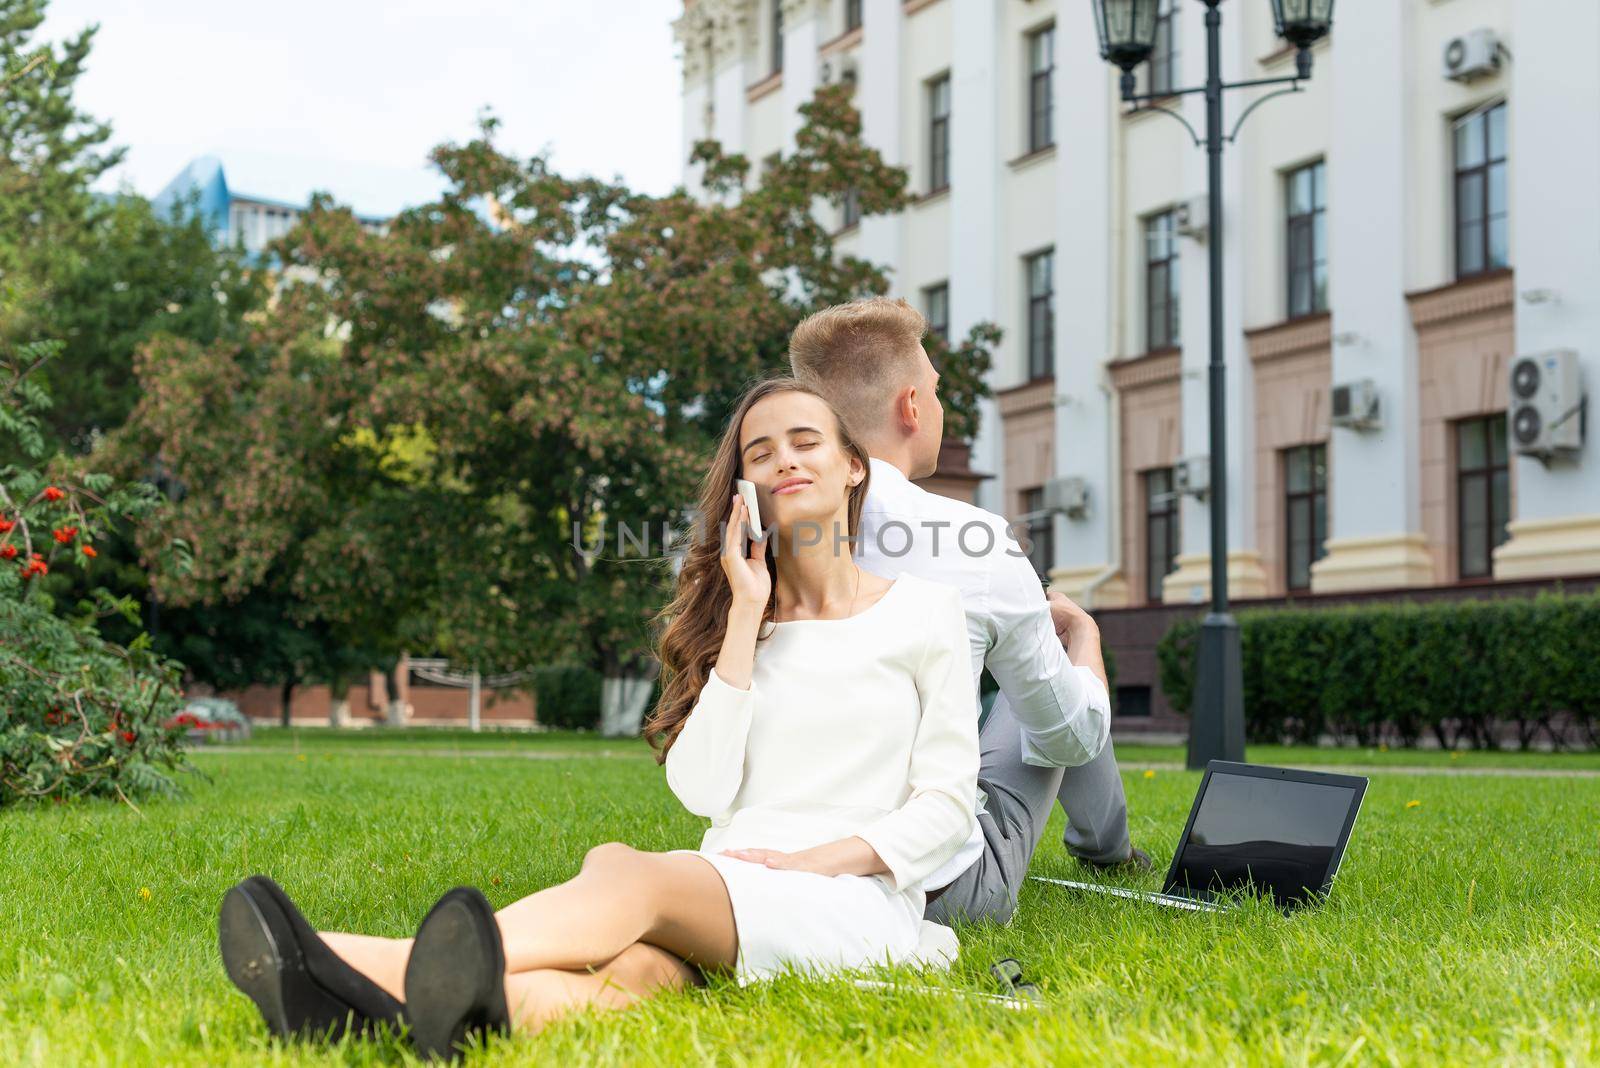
(1155, 591, 1600, 749)
(529, 665, 604, 731)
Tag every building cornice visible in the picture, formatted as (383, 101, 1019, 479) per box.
(996, 376, 1055, 418)
(819, 25, 863, 57)
(1405, 269, 1515, 329)
(1244, 311, 1331, 364)
(1108, 349, 1181, 390)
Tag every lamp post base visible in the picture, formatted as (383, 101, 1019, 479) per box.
(1186, 612, 1246, 769)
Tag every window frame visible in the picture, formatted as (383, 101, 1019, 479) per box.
(1144, 467, 1180, 604)
(1282, 443, 1328, 592)
(1025, 248, 1055, 381)
(1147, 0, 1179, 97)
(1452, 100, 1509, 279)
(1144, 210, 1181, 352)
(1455, 414, 1511, 579)
(1285, 159, 1327, 318)
(923, 282, 950, 342)
(927, 73, 951, 194)
(771, 0, 785, 75)
(840, 186, 860, 231)
(844, 0, 863, 32)
(1027, 24, 1055, 154)
(1023, 486, 1053, 580)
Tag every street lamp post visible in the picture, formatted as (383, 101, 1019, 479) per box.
(1089, 0, 1335, 769)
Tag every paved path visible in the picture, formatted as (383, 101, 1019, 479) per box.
(191, 747, 1600, 777)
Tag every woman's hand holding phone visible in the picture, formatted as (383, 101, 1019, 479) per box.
(709, 494, 770, 693)
(720, 493, 771, 612)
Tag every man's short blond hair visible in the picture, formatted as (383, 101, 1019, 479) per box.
(787, 297, 928, 442)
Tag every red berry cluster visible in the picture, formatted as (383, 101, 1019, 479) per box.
(43, 486, 64, 502)
(20, 552, 47, 579)
(43, 706, 68, 726)
(53, 526, 78, 543)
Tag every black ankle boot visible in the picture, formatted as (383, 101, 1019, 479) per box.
(403, 887, 511, 1061)
(218, 876, 406, 1041)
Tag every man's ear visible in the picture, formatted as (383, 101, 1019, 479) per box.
(896, 383, 920, 434)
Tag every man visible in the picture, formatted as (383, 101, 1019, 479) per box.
(789, 297, 1147, 925)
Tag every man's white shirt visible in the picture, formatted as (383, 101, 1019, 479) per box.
(854, 457, 1112, 889)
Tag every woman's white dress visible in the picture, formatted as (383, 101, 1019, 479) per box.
(664, 572, 979, 983)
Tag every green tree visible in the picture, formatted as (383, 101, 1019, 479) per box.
(0, 1, 120, 322)
(43, 193, 264, 453)
(108, 86, 997, 734)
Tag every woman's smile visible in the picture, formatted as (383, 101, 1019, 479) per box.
(772, 478, 813, 495)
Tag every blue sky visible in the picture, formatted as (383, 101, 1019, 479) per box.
(42, 0, 686, 210)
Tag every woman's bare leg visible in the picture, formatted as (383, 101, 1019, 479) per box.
(503, 941, 700, 1033)
(494, 844, 737, 973)
(307, 843, 734, 1006)
(316, 932, 412, 1002)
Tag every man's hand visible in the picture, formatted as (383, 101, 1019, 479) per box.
(1047, 590, 1095, 643)
(1047, 590, 1109, 694)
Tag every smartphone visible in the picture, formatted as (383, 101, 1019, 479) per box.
(734, 478, 767, 543)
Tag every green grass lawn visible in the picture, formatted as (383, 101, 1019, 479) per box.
(2, 734, 1596, 1065)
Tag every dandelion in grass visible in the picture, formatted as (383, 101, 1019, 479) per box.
(1406, 800, 1421, 810)
(138, 887, 151, 902)
(1143, 769, 1156, 780)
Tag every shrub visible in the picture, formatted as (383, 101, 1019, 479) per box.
(1153, 591, 1600, 748)
(0, 342, 190, 804)
(530, 665, 604, 731)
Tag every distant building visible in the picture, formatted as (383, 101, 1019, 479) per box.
(152, 153, 443, 258)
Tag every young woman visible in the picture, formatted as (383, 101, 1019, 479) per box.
(217, 377, 980, 1058)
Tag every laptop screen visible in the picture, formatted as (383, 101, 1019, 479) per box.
(1165, 771, 1357, 907)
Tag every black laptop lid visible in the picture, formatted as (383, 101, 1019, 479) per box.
(1162, 762, 1367, 909)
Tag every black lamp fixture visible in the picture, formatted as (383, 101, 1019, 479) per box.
(1086, 0, 1334, 770)
(1269, 0, 1336, 77)
(1091, 0, 1160, 99)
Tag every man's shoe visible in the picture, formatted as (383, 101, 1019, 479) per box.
(403, 887, 511, 1061)
(1078, 845, 1154, 874)
(218, 878, 404, 1041)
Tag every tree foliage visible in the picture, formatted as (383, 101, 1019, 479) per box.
(0, 342, 189, 805)
(107, 85, 997, 709)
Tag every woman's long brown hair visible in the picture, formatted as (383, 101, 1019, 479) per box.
(646, 376, 873, 763)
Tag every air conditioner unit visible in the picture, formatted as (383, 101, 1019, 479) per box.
(1174, 456, 1209, 499)
(1509, 350, 1585, 460)
(818, 54, 858, 86)
(1175, 196, 1208, 242)
(1443, 28, 1502, 83)
(1042, 476, 1090, 520)
(1330, 378, 1381, 431)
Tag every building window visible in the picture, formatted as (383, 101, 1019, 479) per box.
(1115, 685, 1153, 718)
(1148, 0, 1179, 96)
(1025, 248, 1054, 381)
(1286, 159, 1327, 317)
(841, 187, 860, 230)
(1144, 467, 1179, 603)
(1283, 443, 1327, 591)
(924, 282, 949, 342)
(928, 74, 951, 194)
(1023, 487, 1053, 580)
(1456, 415, 1510, 579)
(1027, 25, 1055, 153)
(771, 0, 784, 75)
(845, 0, 862, 32)
(1145, 210, 1180, 351)
(1453, 101, 1508, 278)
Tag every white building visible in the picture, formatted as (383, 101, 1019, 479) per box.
(674, 0, 1598, 610)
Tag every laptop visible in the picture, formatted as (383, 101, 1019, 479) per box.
(1032, 761, 1368, 913)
